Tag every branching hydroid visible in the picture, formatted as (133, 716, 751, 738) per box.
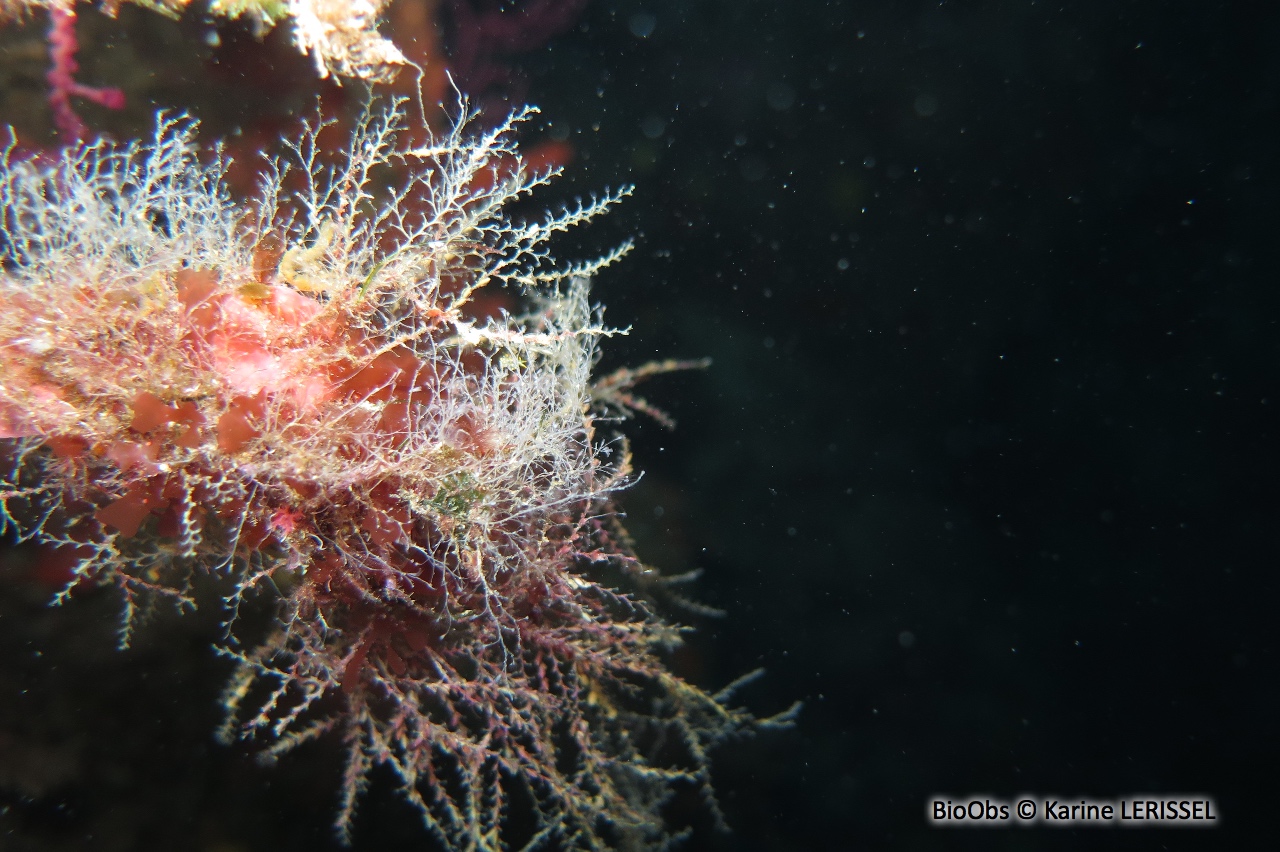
(0, 98, 796, 849)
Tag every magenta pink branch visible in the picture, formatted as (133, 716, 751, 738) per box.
(46, 1, 126, 141)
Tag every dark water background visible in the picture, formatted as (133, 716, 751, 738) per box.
(1, 1, 1275, 850)
(569, 3, 1277, 850)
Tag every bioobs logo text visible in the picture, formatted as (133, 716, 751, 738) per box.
(929, 798, 1013, 825)
(928, 795, 1220, 828)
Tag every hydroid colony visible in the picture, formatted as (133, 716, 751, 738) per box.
(0, 101, 789, 848)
